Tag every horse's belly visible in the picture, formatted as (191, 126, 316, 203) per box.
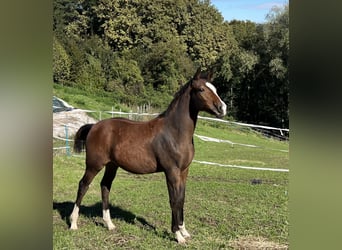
(113, 144, 158, 174)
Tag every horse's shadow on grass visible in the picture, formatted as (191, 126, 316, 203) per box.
(53, 201, 173, 240)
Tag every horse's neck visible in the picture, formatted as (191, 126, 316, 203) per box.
(164, 89, 198, 139)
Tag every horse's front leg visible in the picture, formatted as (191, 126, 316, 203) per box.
(178, 168, 191, 240)
(165, 168, 191, 244)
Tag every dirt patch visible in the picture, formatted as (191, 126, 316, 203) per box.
(53, 109, 97, 138)
(229, 236, 288, 249)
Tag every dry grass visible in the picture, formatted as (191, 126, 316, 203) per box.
(229, 236, 288, 249)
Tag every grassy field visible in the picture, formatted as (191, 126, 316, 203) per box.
(53, 117, 289, 249)
(53, 84, 166, 121)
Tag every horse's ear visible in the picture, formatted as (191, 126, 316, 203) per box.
(193, 67, 201, 80)
(207, 69, 214, 82)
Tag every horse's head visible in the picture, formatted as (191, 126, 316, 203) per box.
(190, 68, 227, 118)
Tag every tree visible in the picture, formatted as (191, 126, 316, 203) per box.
(76, 54, 106, 92)
(264, 4, 289, 80)
(53, 36, 71, 84)
(140, 38, 195, 94)
(233, 4, 289, 127)
(108, 54, 144, 95)
(182, 0, 234, 67)
(214, 45, 258, 117)
(53, 0, 91, 42)
(93, 0, 146, 50)
(52, 0, 288, 126)
(264, 4, 289, 127)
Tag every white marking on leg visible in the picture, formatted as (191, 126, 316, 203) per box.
(103, 209, 115, 230)
(70, 204, 79, 230)
(175, 230, 186, 244)
(206, 82, 227, 115)
(179, 223, 191, 238)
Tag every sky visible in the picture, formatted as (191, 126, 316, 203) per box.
(210, 0, 288, 23)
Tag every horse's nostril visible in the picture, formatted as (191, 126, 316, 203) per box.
(215, 104, 223, 113)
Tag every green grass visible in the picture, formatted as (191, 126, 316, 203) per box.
(53, 84, 131, 120)
(53, 84, 165, 121)
(53, 84, 288, 249)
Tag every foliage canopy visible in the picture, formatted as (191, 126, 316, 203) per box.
(53, 0, 289, 128)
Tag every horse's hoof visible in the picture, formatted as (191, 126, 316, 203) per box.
(177, 238, 186, 244)
(183, 233, 191, 239)
(103, 219, 116, 230)
(179, 223, 191, 239)
(107, 224, 116, 230)
(175, 231, 186, 244)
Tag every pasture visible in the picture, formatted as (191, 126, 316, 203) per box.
(53, 120, 289, 249)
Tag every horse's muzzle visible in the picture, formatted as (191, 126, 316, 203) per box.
(214, 102, 227, 118)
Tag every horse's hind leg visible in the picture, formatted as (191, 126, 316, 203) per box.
(101, 162, 118, 230)
(70, 167, 100, 230)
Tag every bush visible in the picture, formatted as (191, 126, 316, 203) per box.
(75, 55, 106, 92)
(53, 36, 71, 84)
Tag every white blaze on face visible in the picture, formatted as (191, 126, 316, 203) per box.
(206, 82, 227, 116)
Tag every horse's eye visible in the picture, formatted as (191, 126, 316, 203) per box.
(199, 87, 205, 92)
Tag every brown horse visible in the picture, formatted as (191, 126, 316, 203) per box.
(69, 68, 227, 243)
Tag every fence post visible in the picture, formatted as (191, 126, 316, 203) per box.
(112, 106, 114, 118)
(65, 124, 70, 156)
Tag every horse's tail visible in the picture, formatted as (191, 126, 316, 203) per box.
(73, 124, 94, 153)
